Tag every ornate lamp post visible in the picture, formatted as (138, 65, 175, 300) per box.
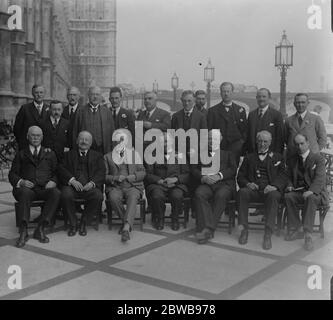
(171, 72, 179, 109)
(204, 58, 215, 109)
(275, 30, 293, 118)
(153, 80, 159, 93)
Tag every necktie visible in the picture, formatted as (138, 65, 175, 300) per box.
(112, 109, 117, 124)
(33, 147, 38, 160)
(92, 107, 97, 114)
(53, 119, 58, 129)
(70, 107, 74, 119)
(80, 151, 86, 158)
(120, 149, 124, 158)
(298, 115, 303, 127)
(259, 109, 264, 119)
(145, 110, 150, 119)
(37, 105, 42, 115)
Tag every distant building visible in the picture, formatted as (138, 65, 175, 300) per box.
(0, 0, 117, 120)
(244, 85, 258, 93)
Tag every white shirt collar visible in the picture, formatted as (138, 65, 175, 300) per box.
(300, 149, 310, 161)
(69, 103, 78, 113)
(298, 110, 307, 119)
(89, 103, 100, 110)
(50, 115, 60, 123)
(184, 107, 194, 115)
(148, 107, 156, 117)
(222, 101, 233, 107)
(33, 101, 43, 109)
(112, 107, 121, 115)
(29, 145, 41, 154)
(259, 105, 269, 115)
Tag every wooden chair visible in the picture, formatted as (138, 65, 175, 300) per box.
(216, 200, 237, 234)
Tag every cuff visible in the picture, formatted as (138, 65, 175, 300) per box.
(90, 181, 96, 188)
(68, 177, 75, 185)
(16, 179, 22, 188)
(218, 172, 223, 180)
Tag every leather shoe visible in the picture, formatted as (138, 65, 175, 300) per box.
(238, 229, 248, 245)
(79, 220, 87, 236)
(16, 227, 29, 248)
(196, 228, 214, 244)
(67, 226, 77, 237)
(33, 225, 49, 243)
(121, 230, 130, 242)
(262, 232, 272, 250)
(304, 235, 314, 251)
(285, 230, 304, 241)
(171, 219, 180, 231)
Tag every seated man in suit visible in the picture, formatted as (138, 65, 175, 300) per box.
(283, 133, 329, 251)
(193, 129, 237, 244)
(144, 132, 189, 231)
(104, 129, 146, 242)
(59, 131, 105, 237)
(237, 130, 285, 250)
(9, 126, 60, 248)
(43, 100, 69, 162)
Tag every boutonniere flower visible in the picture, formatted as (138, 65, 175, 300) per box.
(305, 120, 309, 124)
(269, 152, 274, 158)
(156, 119, 160, 122)
(274, 161, 281, 167)
(121, 114, 127, 118)
(240, 107, 245, 113)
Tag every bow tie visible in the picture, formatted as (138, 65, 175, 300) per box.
(258, 151, 268, 156)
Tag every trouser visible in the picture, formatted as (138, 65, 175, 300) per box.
(237, 188, 281, 233)
(13, 186, 61, 227)
(284, 191, 321, 233)
(60, 186, 103, 227)
(148, 186, 185, 222)
(224, 139, 244, 167)
(194, 183, 233, 232)
(106, 187, 142, 228)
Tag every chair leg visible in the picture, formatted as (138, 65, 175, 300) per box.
(140, 201, 145, 231)
(15, 203, 19, 228)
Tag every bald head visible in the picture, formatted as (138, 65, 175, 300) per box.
(27, 126, 43, 147)
(88, 86, 102, 106)
(77, 131, 93, 151)
(67, 86, 80, 106)
(144, 91, 157, 112)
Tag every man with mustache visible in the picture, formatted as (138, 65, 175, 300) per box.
(58, 131, 105, 237)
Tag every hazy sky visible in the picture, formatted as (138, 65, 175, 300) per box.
(117, 0, 333, 92)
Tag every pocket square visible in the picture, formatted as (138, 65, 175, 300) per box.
(269, 123, 275, 126)
(155, 119, 160, 122)
(274, 161, 281, 166)
(311, 164, 316, 170)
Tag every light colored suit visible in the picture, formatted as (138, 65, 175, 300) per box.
(284, 111, 327, 158)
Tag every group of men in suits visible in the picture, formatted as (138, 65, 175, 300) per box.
(9, 82, 328, 252)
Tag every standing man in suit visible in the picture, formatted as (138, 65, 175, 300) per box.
(246, 88, 284, 155)
(207, 82, 247, 166)
(13, 84, 49, 150)
(171, 90, 207, 155)
(193, 130, 237, 244)
(283, 134, 329, 251)
(145, 133, 189, 231)
(109, 86, 135, 140)
(73, 86, 115, 155)
(136, 91, 171, 133)
(63, 86, 81, 149)
(104, 129, 146, 242)
(58, 131, 105, 237)
(43, 100, 69, 162)
(284, 93, 327, 159)
(194, 90, 208, 116)
(237, 131, 285, 250)
(9, 126, 60, 248)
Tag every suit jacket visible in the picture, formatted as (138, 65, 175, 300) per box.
(195, 104, 208, 117)
(62, 104, 82, 149)
(144, 154, 190, 195)
(191, 149, 237, 190)
(207, 102, 247, 148)
(13, 102, 49, 150)
(247, 106, 284, 154)
(104, 148, 146, 192)
(237, 152, 285, 191)
(277, 152, 329, 205)
(284, 111, 327, 157)
(136, 107, 171, 132)
(58, 149, 105, 190)
(111, 107, 135, 139)
(9, 147, 58, 188)
(171, 108, 207, 132)
(72, 104, 115, 154)
(43, 117, 69, 161)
